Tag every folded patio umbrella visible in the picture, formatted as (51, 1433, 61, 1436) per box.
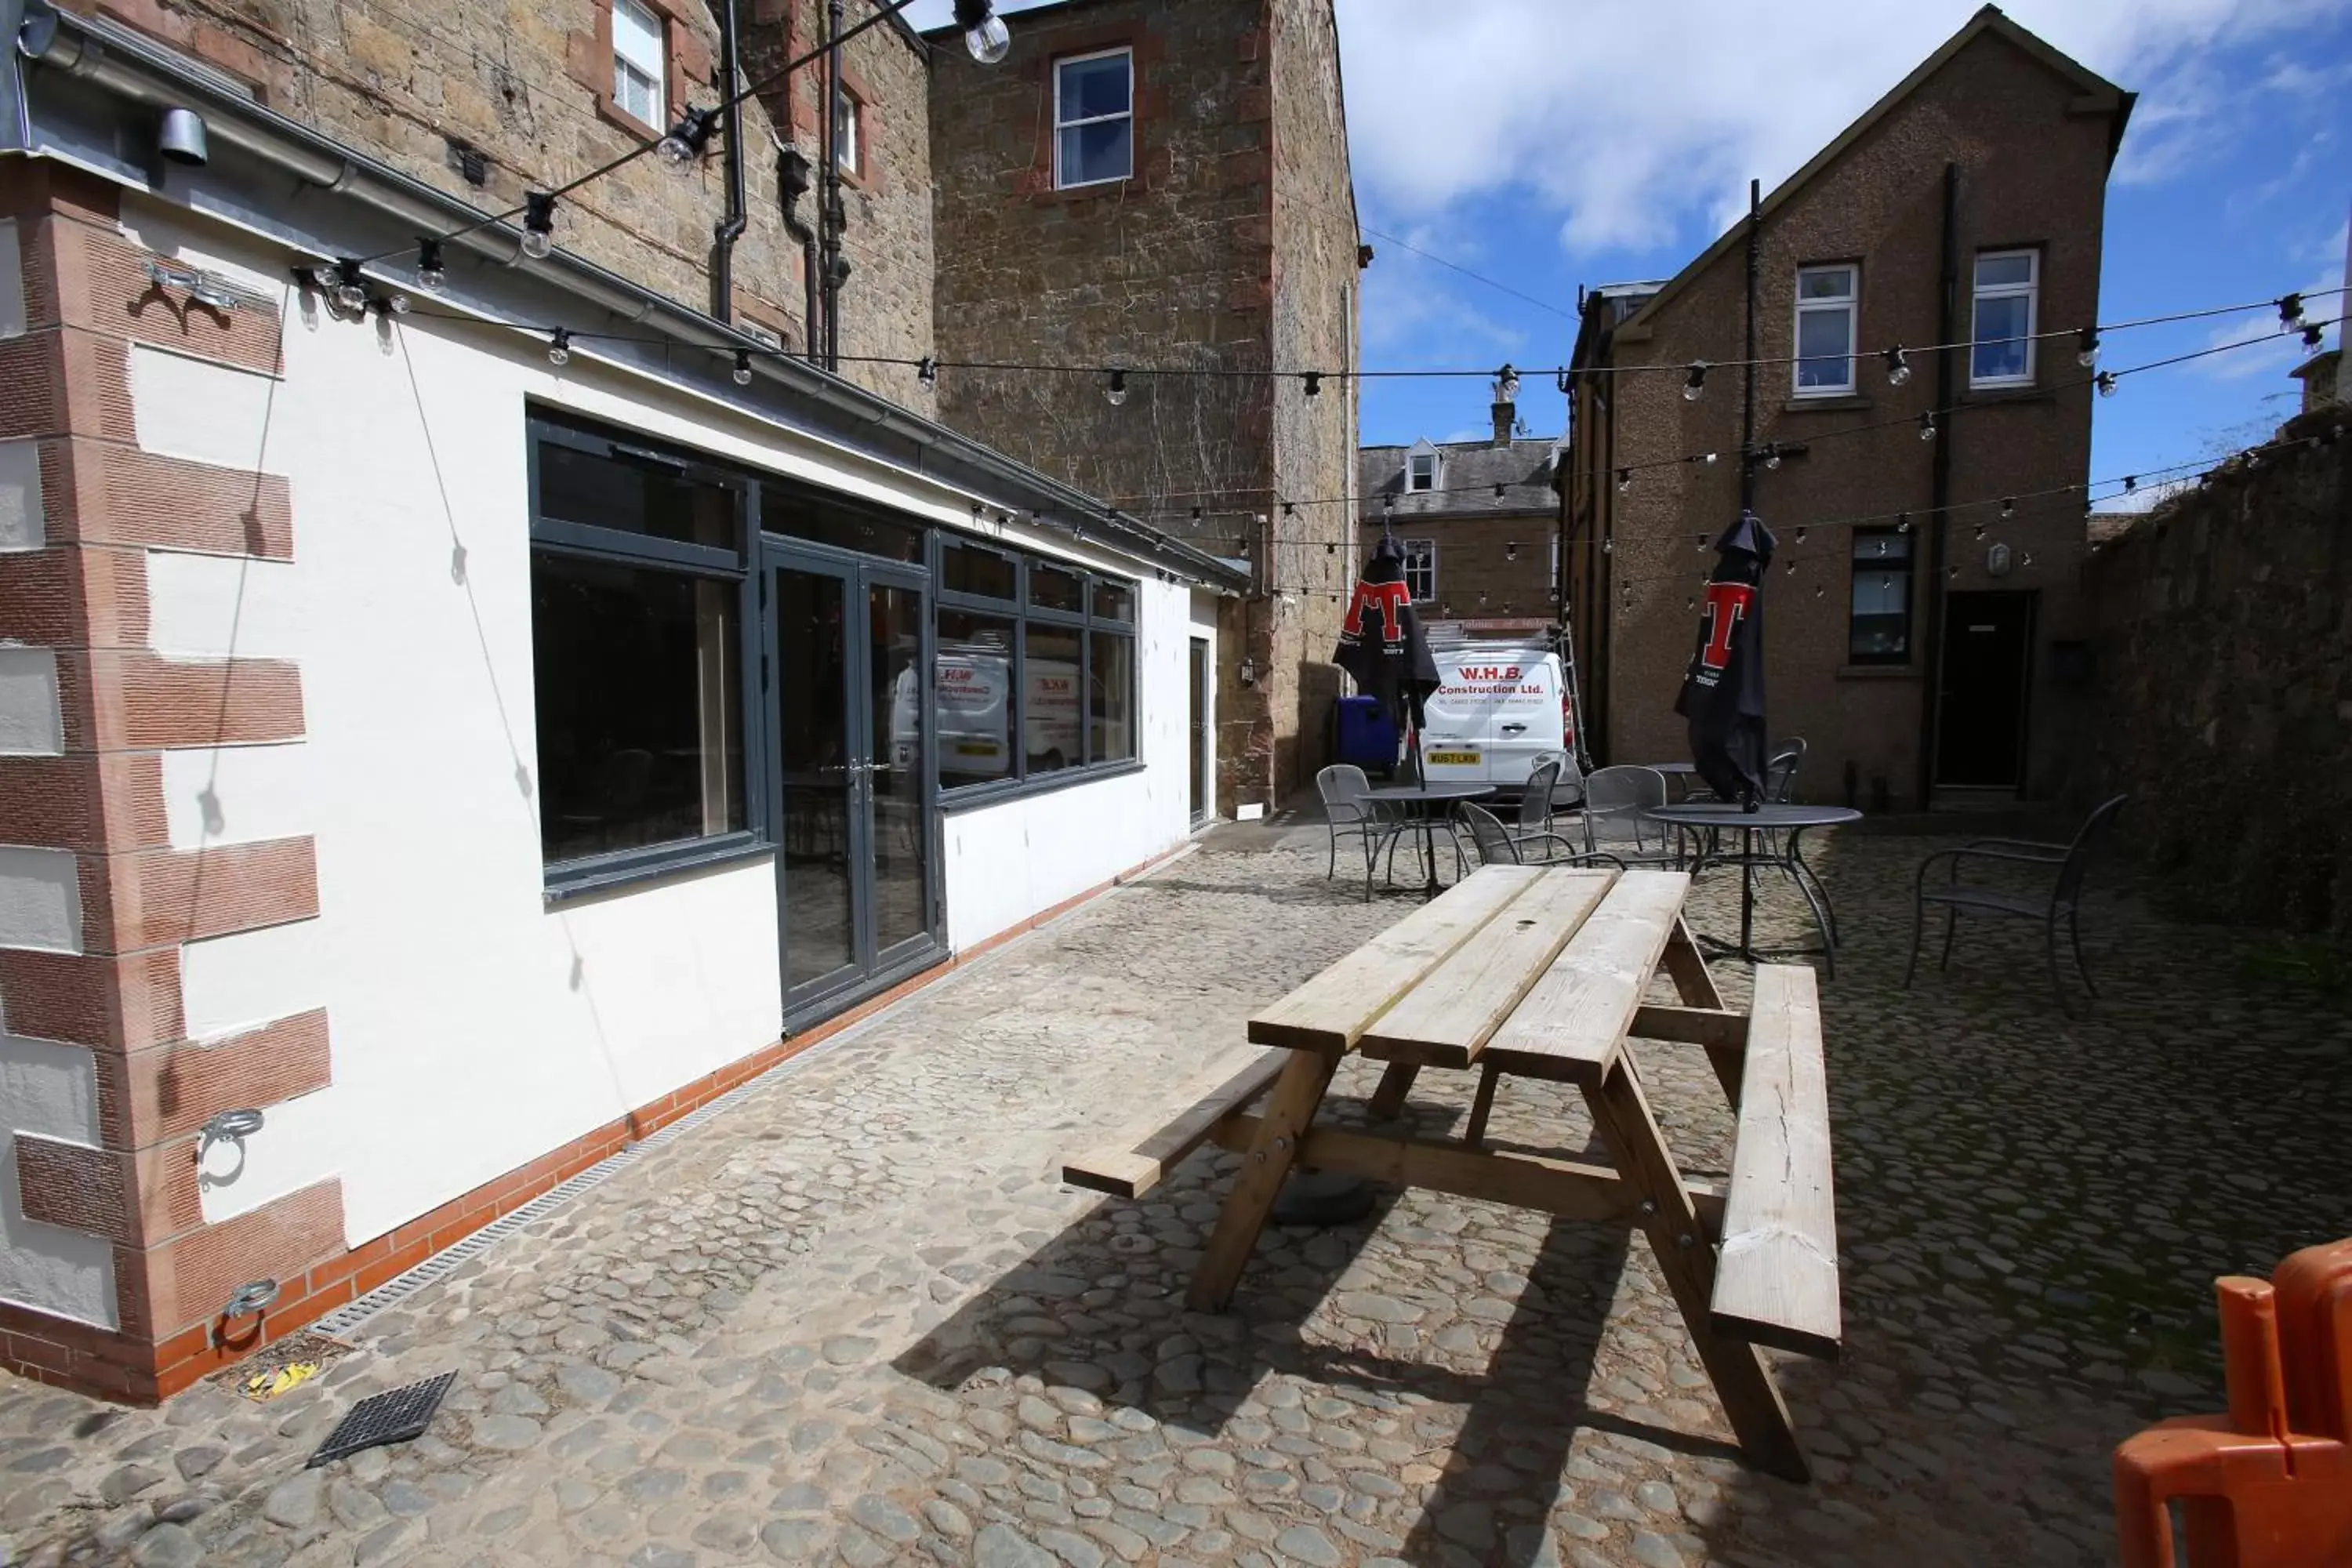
(1675, 510, 1777, 808)
(1335, 534, 1442, 785)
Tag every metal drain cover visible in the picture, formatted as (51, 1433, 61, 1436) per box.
(307, 1371, 456, 1468)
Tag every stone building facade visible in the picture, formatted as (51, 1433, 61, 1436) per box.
(1358, 389, 1565, 629)
(1563, 8, 2132, 808)
(927, 0, 1359, 815)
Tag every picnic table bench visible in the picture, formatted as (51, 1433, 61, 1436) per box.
(1063, 864, 1840, 1481)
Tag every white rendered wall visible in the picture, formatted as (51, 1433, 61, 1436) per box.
(0, 1025, 116, 1327)
(125, 203, 1207, 1250)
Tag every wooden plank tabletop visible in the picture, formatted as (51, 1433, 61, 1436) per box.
(1358, 869, 1619, 1068)
(1480, 872, 1691, 1085)
(1247, 866, 1539, 1053)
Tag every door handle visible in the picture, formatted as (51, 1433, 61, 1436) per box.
(1500, 723, 1527, 733)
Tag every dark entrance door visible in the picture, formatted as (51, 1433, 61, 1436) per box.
(767, 544, 940, 1019)
(1935, 590, 2037, 789)
(1189, 637, 1210, 824)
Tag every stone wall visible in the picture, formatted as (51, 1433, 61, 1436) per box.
(66, 0, 934, 410)
(928, 0, 1356, 814)
(2085, 411, 2352, 934)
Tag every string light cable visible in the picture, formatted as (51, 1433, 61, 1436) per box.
(356, 0, 1011, 271)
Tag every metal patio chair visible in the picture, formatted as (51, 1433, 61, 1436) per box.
(1904, 794, 2129, 1014)
(1316, 763, 1399, 900)
(1579, 765, 1679, 866)
(1456, 802, 1623, 870)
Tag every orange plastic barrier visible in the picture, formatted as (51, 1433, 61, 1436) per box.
(2113, 1237, 2352, 1568)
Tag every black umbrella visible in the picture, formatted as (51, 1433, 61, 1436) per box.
(1335, 534, 1442, 785)
(1675, 510, 1777, 809)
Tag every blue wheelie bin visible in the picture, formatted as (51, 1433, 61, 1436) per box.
(1334, 695, 1399, 780)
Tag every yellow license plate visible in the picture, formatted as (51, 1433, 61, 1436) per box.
(956, 742, 1000, 757)
(1427, 751, 1480, 766)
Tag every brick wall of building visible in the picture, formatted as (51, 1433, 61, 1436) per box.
(1570, 23, 2119, 807)
(1354, 512, 1559, 622)
(928, 0, 1355, 812)
(2085, 412, 2351, 933)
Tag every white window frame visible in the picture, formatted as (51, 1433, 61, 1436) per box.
(1053, 47, 1134, 190)
(833, 85, 862, 176)
(1402, 539, 1437, 604)
(612, 0, 666, 129)
(1407, 453, 1437, 492)
(1970, 248, 2040, 389)
(1791, 263, 1858, 397)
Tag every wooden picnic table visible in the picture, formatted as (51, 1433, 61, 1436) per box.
(1064, 863, 1840, 1482)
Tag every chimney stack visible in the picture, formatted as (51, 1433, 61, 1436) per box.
(1490, 363, 1520, 447)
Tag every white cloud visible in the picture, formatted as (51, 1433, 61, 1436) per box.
(1333, 0, 2352, 256)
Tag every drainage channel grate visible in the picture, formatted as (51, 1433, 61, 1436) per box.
(311, 1055, 809, 1339)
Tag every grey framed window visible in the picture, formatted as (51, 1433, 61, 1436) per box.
(528, 414, 763, 895)
(931, 534, 1139, 800)
(1793, 263, 1858, 396)
(1971, 249, 2039, 387)
(1849, 527, 1912, 664)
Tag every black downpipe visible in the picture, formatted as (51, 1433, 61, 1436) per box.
(820, 0, 845, 370)
(1917, 162, 1959, 810)
(1739, 177, 1761, 514)
(707, 0, 748, 322)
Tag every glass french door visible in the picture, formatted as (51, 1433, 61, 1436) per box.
(766, 544, 940, 1018)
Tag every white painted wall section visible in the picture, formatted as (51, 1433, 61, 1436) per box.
(0, 1033, 114, 1328)
(0, 848, 83, 954)
(178, 919, 326, 1041)
(160, 742, 314, 851)
(0, 649, 64, 756)
(0, 440, 42, 552)
(196, 1087, 336, 1225)
(127, 346, 285, 474)
(144, 552, 310, 661)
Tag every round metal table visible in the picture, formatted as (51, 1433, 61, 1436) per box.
(1646, 803, 1861, 973)
(1639, 761, 1711, 802)
(1370, 782, 1495, 899)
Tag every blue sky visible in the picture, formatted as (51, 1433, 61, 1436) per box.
(912, 0, 2351, 504)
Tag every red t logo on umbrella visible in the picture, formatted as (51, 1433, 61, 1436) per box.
(1697, 581, 1756, 681)
(1343, 578, 1411, 645)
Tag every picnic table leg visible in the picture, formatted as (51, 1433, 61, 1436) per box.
(1581, 1055, 1809, 1483)
(1187, 1047, 1339, 1313)
(1462, 1062, 1501, 1149)
(1662, 916, 1725, 1008)
(1367, 1062, 1419, 1122)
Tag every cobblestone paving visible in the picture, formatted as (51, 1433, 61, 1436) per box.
(3, 824, 2348, 1568)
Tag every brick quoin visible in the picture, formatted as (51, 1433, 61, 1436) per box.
(0, 754, 170, 853)
(53, 649, 304, 751)
(12, 1132, 201, 1248)
(76, 838, 321, 954)
(95, 1008, 333, 1148)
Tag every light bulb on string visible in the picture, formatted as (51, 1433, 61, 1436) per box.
(381, 293, 411, 316)
(917, 356, 938, 388)
(1682, 361, 1708, 402)
(416, 238, 445, 292)
(2075, 328, 2100, 368)
(1105, 368, 1129, 407)
(1602, 538, 1613, 554)
(2278, 293, 2307, 332)
(2096, 372, 2118, 398)
(2020, 551, 2034, 567)
(2303, 322, 2325, 350)
(1999, 496, 2016, 520)
(731, 350, 753, 387)
(1918, 411, 1936, 441)
(1190, 506, 1203, 523)
(1883, 346, 1911, 387)
(1762, 443, 1782, 471)
(1896, 512, 1911, 534)
(330, 259, 368, 313)
(1703, 452, 1719, 466)
(1795, 528, 1807, 544)
(1973, 523, 1985, 541)
(521, 192, 557, 260)
(2123, 474, 2137, 494)
(547, 328, 571, 367)
(954, 0, 1012, 64)
(1302, 372, 1322, 398)
(1695, 535, 1708, 554)
(655, 107, 720, 170)
(1505, 540, 1518, 561)
(1615, 468, 1631, 493)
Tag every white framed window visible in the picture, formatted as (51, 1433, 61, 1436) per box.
(1792, 263, 1857, 396)
(1971, 249, 2039, 387)
(833, 86, 862, 175)
(612, 0, 666, 129)
(1407, 453, 1436, 492)
(1054, 48, 1134, 189)
(1402, 539, 1437, 604)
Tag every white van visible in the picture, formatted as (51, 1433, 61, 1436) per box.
(1415, 640, 1575, 793)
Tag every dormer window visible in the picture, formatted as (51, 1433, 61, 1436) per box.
(1408, 454, 1436, 492)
